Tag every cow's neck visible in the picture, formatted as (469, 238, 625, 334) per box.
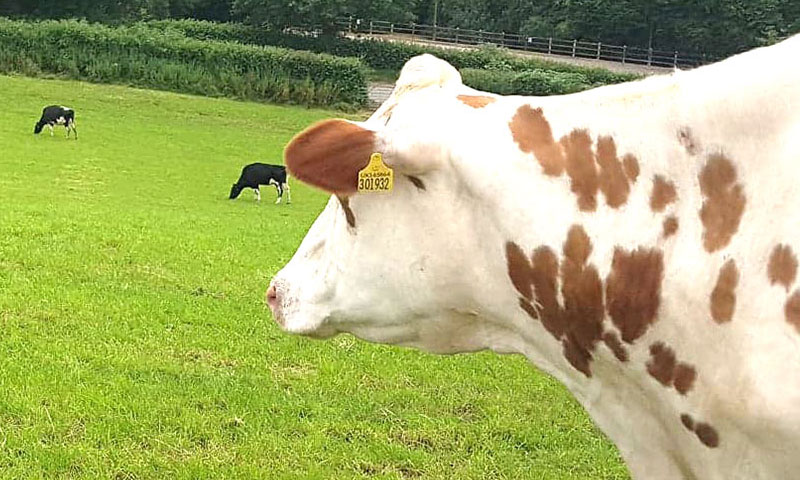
(456, 51, 800, 479)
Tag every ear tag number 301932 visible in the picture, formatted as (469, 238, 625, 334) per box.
(358, 153, 394, 193)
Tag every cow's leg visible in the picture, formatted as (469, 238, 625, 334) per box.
(275, 183, 283, 204)
(283, 182, 291, 204)
(254, 187, 261, 202)
(48, 124, 54, 137)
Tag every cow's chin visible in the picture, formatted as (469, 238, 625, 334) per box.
(279, 312, 338, 339)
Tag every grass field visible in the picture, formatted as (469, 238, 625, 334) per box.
(0, 75, 628, 479)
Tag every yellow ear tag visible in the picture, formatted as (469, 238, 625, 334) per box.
(357, 152, 394, 193)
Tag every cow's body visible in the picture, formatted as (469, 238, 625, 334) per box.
(268, 36, 800, 479)
(229, 163, 291, 204)
(34, 105, 77, 138)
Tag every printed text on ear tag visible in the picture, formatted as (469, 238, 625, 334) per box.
(358, 152, 394, 193)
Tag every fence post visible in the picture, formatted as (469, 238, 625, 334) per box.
(348, 15, 353, 33)
(411, 22, 415, 39)
(647, 47, 653, 66)
(390, 23, 394, 34)
(369, 20, 373, 35)
(673, 51, 678, 67)
(455, 27, 459, 43)
(572, 39, 577, 57)
(433, 24, 437, 41)
(548, 37, 552, 54)
(622, 45, 627, 63)
(596, 42, 601, 59)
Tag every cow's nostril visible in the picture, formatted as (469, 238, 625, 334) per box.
(266, 283, 283, 325)
(266, 284, 278, 306)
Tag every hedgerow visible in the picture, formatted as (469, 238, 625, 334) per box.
(0, 18, 367, 108)
(461, 68, 596, 96)
(147, 19, 640, 86)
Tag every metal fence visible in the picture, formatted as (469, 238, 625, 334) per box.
(340, 18, 715, 69)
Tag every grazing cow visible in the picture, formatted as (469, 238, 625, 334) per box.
(229, 163, 291, 204)
(34, 105, 77, 139)
(268, 34, 800, 480)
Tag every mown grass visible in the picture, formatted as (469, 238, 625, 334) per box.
(0, 75, 629, 479)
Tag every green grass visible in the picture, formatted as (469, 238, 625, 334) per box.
(0, 74, 628, 479)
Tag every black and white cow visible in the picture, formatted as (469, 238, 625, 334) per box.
(229, 163, 291, 204)
(34, 105, 77, 139)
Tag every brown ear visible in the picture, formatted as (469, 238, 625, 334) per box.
(284, 119, 377, 195)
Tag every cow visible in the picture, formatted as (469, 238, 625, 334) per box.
(34, 105, 77, 139)
(229, 163, 291, 204)
(267, 34, 800, 480)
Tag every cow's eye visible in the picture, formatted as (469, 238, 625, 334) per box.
(406, 175, 426, 191)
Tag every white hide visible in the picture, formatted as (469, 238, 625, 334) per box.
(271, 36, 800, 479)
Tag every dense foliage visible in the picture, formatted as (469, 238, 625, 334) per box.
(0, 18, 367, 109)
(3, 1, 797, 57)
(149, 19, 639, 86)
(460, 68, 597, 97)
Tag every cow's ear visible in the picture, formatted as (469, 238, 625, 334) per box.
(284, 119, 377, 195)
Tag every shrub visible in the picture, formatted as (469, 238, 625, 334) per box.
(461, 68, 595, 96)
(146, 19, 640, 86)
(0, 18, 367, 108)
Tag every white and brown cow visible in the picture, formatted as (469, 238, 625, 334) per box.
(267, 35, 800, 479)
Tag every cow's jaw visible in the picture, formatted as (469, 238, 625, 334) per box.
(268, 175, 501, 348)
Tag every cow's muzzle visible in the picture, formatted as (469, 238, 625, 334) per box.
(266, 281, 283, 326)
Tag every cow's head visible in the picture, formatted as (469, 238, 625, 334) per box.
(229, 183, 244, 199)
(33, 121, 45, 134)
(268, 55, 509, 352)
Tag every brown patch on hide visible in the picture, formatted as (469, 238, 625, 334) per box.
(650, 175, 677, 212)
(681, 414, 720, 448)
(519, 297, 539, 320)
(663, 216, 679, 238)
(646, 342, 696, 394)
(337, 195, 356, 228)
(506, 242, 533, 301)
(784, 290, 800, 333)
(673, 364, 697, 395)
(595, 136, 631, 208)
(560, 130, 599, 211)
(457, 94, 496, 108)
(678, 127, 700, 156)
(563, 224, 592, 265)
(680, 414, 695, 430)
(560, 225, 604, 376)
(531, 246, 564, 339)
(605, 248, 664, 343)
(285, 119, 375, 195)
(698, 154, 746, 252)
(694, 423, 720, 448)
(505, 225, 614, 377)
(710, 260, 739, 324)
(622, 154, 639, 183)
(602, 332, 628, 362)
(509, 105, 565, 176)
(647, 342, 676, 385)
(768, 244, 797, 290)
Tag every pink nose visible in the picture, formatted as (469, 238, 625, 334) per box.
(266, 283, 283, 325)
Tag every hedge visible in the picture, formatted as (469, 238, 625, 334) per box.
(147, 19, 640, 86)
(0, 18, 368, 109)
(461, 68, 596, 96)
